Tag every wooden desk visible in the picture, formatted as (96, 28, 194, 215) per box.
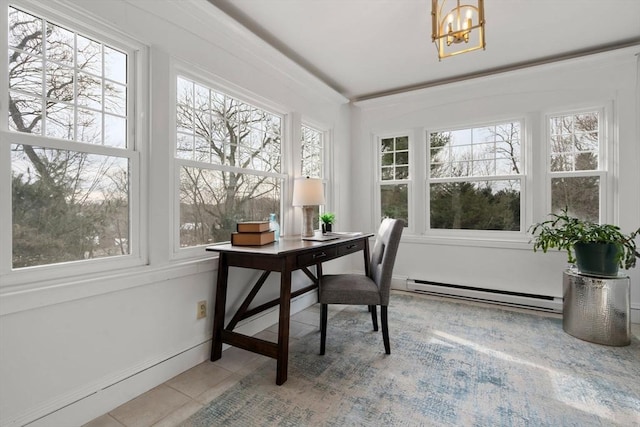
(206, 233, 373, 385)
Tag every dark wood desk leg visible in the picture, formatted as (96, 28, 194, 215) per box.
(363, 238, 371, 277)
(276, 260, 292, 385)
(211, 253, 229, 361)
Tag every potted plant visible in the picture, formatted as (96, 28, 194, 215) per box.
(529, 209, 640, 277)
(320, 212, 335, 233)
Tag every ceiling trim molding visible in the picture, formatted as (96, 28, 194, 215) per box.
(352, 39, 640, 103)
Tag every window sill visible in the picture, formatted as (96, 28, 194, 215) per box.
(0, 256, 219, 316)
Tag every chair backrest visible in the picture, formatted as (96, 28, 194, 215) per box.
(369, 218, 404, 305)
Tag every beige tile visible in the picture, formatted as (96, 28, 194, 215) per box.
(165, 361, 234, 399)
(290, 308, 320, 326)
(193, 372, 244, 404)
(109, 385, 190, 427)
(151, 400, 202, 427)
(83, 414, 126, 427)
(265, 319, 316, 339)
(210, 346, 266, 372)
(253, 328, 278, 342)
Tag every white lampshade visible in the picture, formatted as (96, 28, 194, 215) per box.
(292, 177, 325, 206)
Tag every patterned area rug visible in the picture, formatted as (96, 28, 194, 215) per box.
(183, 293, 640, 426)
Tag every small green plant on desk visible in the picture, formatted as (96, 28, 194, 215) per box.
(320, 212, 335, 233)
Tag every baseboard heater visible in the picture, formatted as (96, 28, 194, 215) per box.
(406, 279, 563, 313)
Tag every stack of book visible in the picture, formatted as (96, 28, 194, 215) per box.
(231, 221, 275, 246)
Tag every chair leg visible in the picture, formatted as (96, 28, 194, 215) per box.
(381, 305, 390, 354)
(320, 303, 328, 355)
(370, 305, 378, 331)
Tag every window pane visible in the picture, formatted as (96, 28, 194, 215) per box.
(430, 180, 521, 230)
(77, 108, 102, 143)
(549, 111, 599, 172)
(104, 46, 127, 83)
(77, 35, 102, 76)
(551, 177, 599, 222)
(429, 122, 520, 178)
(379, 135, 410, 181)
(301, 125, 323, 178)
(105, 115, 126, 148)
(9, 8, 42, 54)
(8, 92, 42, 134)
(46, 22, 74, 65)
(179, 167, 281, 247)
(8, 51, 42, 95)
(381, 184, 408, 226)
(104, 82, 126, 116)
(12, 144, 129, 268)
(9, 6, 129, 148)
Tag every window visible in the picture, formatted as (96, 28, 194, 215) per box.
(379, 135, 409, 226)
(301, 124, 325, 227)
(428, 121, 522, 231)
(5, 6, 136, 269)
(548, 110, 602, 222)
(301, 124, 323, 179)
(175, 76, 283, 248)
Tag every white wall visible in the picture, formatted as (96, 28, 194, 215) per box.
(0, 1, 351, 425)
(351, 48, 640, 315)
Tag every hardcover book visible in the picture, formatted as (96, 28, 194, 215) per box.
(237, 221, 270, 233)
(231, 230, 275, 246)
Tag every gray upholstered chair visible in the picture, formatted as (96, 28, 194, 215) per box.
(319, 218, 404, 355)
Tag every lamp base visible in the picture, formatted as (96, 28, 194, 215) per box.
(301, 206, 315, 237)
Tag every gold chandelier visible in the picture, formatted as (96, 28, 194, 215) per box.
(431, 0, 485, 60)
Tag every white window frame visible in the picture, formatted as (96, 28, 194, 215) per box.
(424, 117, 526, 241)
(301, 120, 332, 221)
(171, 64, 289, 259)
(375, 131, 412, 230)
(543, 105, 612, 224)
(0, 1, 148, 289)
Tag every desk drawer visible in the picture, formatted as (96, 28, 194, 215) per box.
(338, 240, 365, 256)
(297, 247, 338, 266)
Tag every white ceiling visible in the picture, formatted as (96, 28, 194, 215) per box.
(207, 0, 640, 101)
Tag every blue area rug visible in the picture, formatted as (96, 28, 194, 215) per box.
(183, 293, 640, 426)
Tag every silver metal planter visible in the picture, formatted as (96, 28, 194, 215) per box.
(562, 269, 630, 346)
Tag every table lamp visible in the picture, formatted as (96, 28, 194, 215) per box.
(292, 177, 325, 237)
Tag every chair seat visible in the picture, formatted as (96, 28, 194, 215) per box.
(319, 274, 382, 305)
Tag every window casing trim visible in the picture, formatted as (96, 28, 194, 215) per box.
(425, 117, 526, 235)
(1, 1, 149, 286)
(170, 62, 289, 259)
(542, 104, 613, 224)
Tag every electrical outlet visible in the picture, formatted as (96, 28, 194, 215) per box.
(197, 300, 207, 319)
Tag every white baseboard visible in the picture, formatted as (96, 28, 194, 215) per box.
(16, 290, 318, 427)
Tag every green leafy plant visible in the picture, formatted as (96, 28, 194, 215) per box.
(320, 212, 335, 225)
(529, 209, 640, 269)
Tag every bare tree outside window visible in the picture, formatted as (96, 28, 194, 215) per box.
(176, 77, 282, 246)
(549, 111, 600, 222)
(428, 122, 522, 231)
(8, 6, 132, 268)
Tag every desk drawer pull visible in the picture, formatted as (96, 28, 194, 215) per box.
(313, 252, 327, 259)
(346, 244, 357, 249)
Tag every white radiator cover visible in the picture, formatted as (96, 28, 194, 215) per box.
(406, 279, 563, 312)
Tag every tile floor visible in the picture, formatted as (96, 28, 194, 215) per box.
(83, 297, 640, 427)
(83, 303, 344, 427)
